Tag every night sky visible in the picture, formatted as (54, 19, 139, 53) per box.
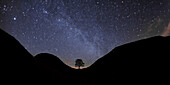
(0, 0, 170, 68)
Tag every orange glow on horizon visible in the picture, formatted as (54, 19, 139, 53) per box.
(161, 23, 170, 37)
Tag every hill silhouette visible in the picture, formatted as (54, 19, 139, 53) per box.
(0, 29, 169, 85)
(0, 29, 33, 84)
(88, 36, 170, 85)
(33, 53, 75, 83)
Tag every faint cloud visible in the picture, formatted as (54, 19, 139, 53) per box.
(161, 22, 170, 37)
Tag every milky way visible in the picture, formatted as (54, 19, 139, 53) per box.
(0, 0, 169, 67)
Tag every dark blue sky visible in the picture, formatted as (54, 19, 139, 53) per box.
(0, 0, 169, 68)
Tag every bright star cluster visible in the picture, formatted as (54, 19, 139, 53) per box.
(0, 0, 169, 67)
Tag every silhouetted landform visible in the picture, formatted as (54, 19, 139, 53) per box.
(0, 29, 33, 84)
(33, 53, 74, 83)
(89, 36, 170, 85)
(0, 29, 169, 85)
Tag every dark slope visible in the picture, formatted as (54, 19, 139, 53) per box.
(0, 29, 33, 83)
(33, 53, 73, 83)
(34, 53, 71, 70)
(88, 36, 170, 85)
(0, 29, 89, 84)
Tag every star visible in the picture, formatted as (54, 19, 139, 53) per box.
(13, 17, 16, 20)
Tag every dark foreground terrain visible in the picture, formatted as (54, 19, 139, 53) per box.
(0, 29, 170, 85)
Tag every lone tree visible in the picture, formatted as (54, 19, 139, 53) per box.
(75, 59, 84, 69)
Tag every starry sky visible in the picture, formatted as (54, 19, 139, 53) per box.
(0, 0, 170, 68)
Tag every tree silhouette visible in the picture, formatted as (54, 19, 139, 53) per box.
(75, 59, 84, 69)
